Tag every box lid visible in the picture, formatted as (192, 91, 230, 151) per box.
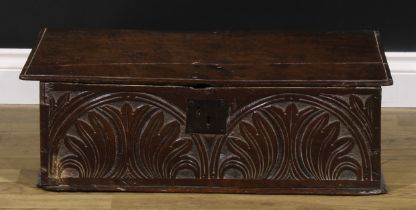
(20, 29, 393, 87)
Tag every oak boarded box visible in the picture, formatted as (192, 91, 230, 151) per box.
(20, 29, 393, 195)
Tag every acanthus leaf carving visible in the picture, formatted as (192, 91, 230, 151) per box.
(52, 95, 199, 180)
(220, 110, 283, 179)
(47, 91, 377, 182)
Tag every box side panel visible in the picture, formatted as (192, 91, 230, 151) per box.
(39, 82, 49, 186)
(373, 89, 382, 182)
(39, 83, 384, 194)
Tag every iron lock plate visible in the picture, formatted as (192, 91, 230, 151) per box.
(185, 99, 228, 134)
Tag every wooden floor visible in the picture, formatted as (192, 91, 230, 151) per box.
(0, 105, 415, 210)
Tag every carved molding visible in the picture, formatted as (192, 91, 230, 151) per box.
(46, 91, 377, 181)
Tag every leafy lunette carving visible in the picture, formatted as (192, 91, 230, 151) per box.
(216, 94, 376, 181)
(47, 90, 377, 181)
(219, 109, 284, 179)
(49, 92, 199, 179)
(220, 103, 362, 180)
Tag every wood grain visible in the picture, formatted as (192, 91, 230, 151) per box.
(20, 30, 392, 87)
(0, 105, 415, 209)
(18, 30, 393, 194)
(36, 83, 383, 194)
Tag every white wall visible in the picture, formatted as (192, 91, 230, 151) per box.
(0, 49, 38, 104)
(380, 52, 416, 107)
(0, 49, 415, 107)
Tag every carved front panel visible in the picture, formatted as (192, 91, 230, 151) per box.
(42, 83, 380, 185)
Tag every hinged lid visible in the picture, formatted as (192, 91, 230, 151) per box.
(20, 29, 393, 87)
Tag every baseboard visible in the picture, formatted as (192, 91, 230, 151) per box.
(381, 52, 416, 107)
(0, 49, 38, 104)
(0, 49, 415, 107)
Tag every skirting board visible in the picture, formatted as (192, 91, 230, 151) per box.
(0, 49, 415, 107)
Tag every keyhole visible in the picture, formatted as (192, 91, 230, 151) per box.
(196, 106, 201, 117)
(186, 99, 228, 134)
(206, 116, 211, 128)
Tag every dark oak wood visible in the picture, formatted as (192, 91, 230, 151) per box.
(20, 29, 392, 87)
(21, 29, 392, 195)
